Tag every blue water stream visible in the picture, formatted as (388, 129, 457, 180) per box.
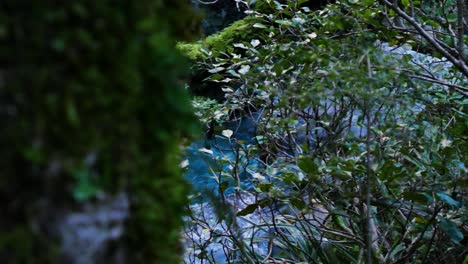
(183, 116, 260, 197)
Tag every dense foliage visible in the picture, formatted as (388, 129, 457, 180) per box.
(182, 0, 467, 263)
(0, 1, 200, 263)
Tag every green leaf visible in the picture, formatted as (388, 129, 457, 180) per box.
(197, 250, 208, 259)
(72, 168, 100, 201)
(219, 181, 229, 193)
(332, 214, 348, 230)
(297, 156, 318, 174)
(233, 43, 248, 49)
(208, 66, 225, 73)
(228, 69, 241, 78)
(275, 20, 292, 26)
(436, 192, 460, 207)
(23, 147, 44, 164)
(66, 99, 80, 126)
(51, 38, 66, 52)
(291, 198, 306, 210)
(238, 65, 251, 75)
(447, 13, 457, 23)
(439, 218, 464, 244)
(73, 181, 99, 201)
(253, 23, 268, 29)
(237, 199, 272, 216)
(205, 73, 224, 81)
(402, 54, 413, 63)
(256, 182, 273, 192)
(283, 172, 299, 184)
(237, 204, 258, 216)
(389, 243, 406, 259)
(402, 192, 432, 204)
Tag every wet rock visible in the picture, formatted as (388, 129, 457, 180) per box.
(191, 0, 247, 35)
(57, 192, 129, 264)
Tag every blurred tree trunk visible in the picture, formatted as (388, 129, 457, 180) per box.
(0, 1, 200, 263)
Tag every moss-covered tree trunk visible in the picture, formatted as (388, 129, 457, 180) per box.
(0, 1, 200, 263)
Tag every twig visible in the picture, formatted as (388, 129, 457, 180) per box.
(379, 0, 468, 77)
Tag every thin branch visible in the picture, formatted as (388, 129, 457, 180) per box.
(457, 0, 465, 61)
(365, 53, 374, 264)
(407, 73, 468, 96)
(394, 206, 442, 264)
(379, 0, 468, 77)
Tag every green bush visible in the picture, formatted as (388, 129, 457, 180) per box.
(0, 1, 200, 263)
(186, 1, 467, 263)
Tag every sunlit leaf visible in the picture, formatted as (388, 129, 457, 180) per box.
(222, 129, 234, 138)
(221, 87, 234, 93)
(198, 148, 213, 155)
(208, 66, 225, 73)
(307, 32, 317, 39)
(251, 39, 260, 47)
(238, 65, 251, 75)
(436, 192, 460, 207)
(233, 43, 248, 49)
(180, 159, 189, 168)
(253, 23, 267, 29)
(228, 69, 241, 78)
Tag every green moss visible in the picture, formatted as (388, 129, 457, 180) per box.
(178, 17, 257, 61)
(177, 0, 331, 61)
(0, 227, 58, 264)
(177, 42, 204, 61)
(254, 0, 331, 13)
(203, 18, 252, 49)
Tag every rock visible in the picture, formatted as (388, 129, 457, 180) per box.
(57, 192, 129, 264)
(191, 0, 247, 35)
